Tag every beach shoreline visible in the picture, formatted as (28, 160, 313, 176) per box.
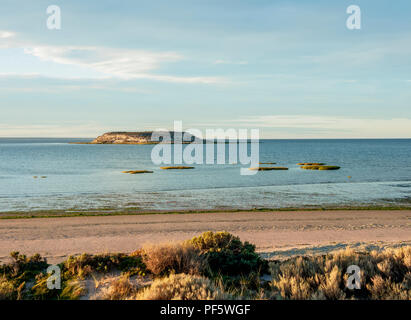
(1, 204, 411, 219)
(1, 209, 410, 264)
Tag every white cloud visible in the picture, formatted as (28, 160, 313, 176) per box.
(0, 30, 14, 39)
(24, 46, 180, 75)
(0, 122, 106, 138)
(0, 30, 227, 84)
(20, 45, 226, 84)
(226, 115, 411, 138)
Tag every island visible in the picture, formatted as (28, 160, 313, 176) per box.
(71, 131, 200, 144)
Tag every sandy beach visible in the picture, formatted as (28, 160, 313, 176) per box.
(1, 210, 410, 263)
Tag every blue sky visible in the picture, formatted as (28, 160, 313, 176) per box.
(0, 0, 410, 138)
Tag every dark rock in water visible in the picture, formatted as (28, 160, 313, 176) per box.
(160, 166, 195, 170)
(122, 170, 153, 174)
(300, 165, 340, 170)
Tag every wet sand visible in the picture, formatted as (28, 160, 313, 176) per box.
(0, 210, 410, 263)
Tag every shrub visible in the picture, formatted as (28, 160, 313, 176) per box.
(0, 252, 48, 300)
(188, 231, 268, 276)
(0, 276, 16, 300)
(366, 274, 411, 300)
(271, 275, 313, 300)
(30, 273, 85, 300)
(64, 253, 146, 279)
(4, 252, 48, 281)
(60, 280, 87, 300)
(134, 273, 231, 300)
(30, 273, 59, 300)
(142, 243, 205, 276)
(97, 275, 140, 300)
(269, 246, 411, 300)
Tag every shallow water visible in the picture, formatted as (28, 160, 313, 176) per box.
(0, 138, 410, 212)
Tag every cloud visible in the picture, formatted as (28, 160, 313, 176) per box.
(0, 30, 227, 84)
(225, 115, 411, 138)
(0, 30, 14, 39)
(24, 46, 180, 75)
(0, 122, 106, 138)
(20, 45, 227, 84)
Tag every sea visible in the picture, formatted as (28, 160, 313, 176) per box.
(0, 138, 410, 212)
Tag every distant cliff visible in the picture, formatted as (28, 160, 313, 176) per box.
(90, 131, 197, 144)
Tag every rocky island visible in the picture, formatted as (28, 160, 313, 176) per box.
(87, 131, 198, 144)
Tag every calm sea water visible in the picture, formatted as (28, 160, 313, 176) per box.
(0, 138, 410, 212)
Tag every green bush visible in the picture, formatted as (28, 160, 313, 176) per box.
(188, 231, 268, 276)
(30, 272, 86, 300)
(2, 252, 48, 282)
(64, 253, 147, 279)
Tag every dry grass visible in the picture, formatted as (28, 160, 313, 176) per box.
(269, 247, 411, 300)
(90, 275, 141, 300)
(142, 243, 206, 276)
(60, 279, 87, 300)
(81, 246, 411, 300)
(0, 276, 15, 300)
(134, 273, 231, 300)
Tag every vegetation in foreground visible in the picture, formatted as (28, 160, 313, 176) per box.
(1, 231, 410, 300)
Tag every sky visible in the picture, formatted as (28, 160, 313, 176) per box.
(0, 0, 410, 138)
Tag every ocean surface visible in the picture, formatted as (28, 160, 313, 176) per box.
(0, 138, 411, 212)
